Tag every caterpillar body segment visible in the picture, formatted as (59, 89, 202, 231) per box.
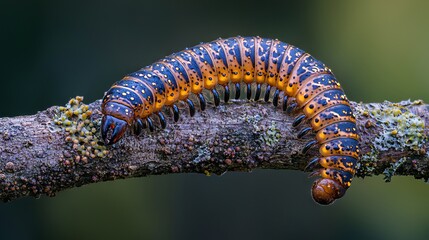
(101, 36, 360, 205)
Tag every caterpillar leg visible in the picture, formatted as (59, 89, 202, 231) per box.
(146, 117, 155, 132)
(172, 104, 180, 122)
(302, 139, 317, 154)
(212, 89, 220, 106)
(305, 157, 320, 171)
(187, 99, 196, 117)
(254, 84, 261, 101)
(157, 112, 167, 129)
(224, 85, 230, 103)
(198, 93, 206, 111)
(235, 83, 241, 99)
(264, 85, 271, 102)
(282, 96, 288, 111)
(272, 89, 280, 107)
(133, 118, 146, 135)
(292, 114, 306, 127)
(297, 127, 312, 139)
(286, 102, 297, 114)
(246, 84, 252, 100)
(101, 115, 128, 145)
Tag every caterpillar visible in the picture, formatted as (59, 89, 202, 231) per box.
(101, 36, 360, 205)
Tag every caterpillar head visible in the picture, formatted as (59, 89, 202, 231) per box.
(101, 102, 134, 145)
(311, 178, 346, 205)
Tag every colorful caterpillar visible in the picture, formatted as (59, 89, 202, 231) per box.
(101, 36, 360, 205)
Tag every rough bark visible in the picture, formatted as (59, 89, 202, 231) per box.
(0, 97, 428, 202)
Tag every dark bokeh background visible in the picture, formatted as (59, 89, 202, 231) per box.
(2, 0, 429, 239)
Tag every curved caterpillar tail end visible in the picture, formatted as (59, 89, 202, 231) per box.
(311, 178, 346, 205)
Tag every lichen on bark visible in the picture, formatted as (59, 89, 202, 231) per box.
(0, 97, 428, 202)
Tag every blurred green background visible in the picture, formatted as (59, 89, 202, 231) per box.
(2, 0, 429, 239)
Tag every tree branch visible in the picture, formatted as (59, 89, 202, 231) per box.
(0, 97, 428, 202)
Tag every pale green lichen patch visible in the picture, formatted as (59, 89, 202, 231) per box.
(356, 149, 379, 177)
(239, 113, 262, 125)
(257, 121, 281, 147)
(383, 157, 407, 182)
(53, 96, 108, 163)
(354, 100, 426, 180)
(239, 112, 279, 146)
(192, 146, 211, 164)
(366, 101, 426, 152)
